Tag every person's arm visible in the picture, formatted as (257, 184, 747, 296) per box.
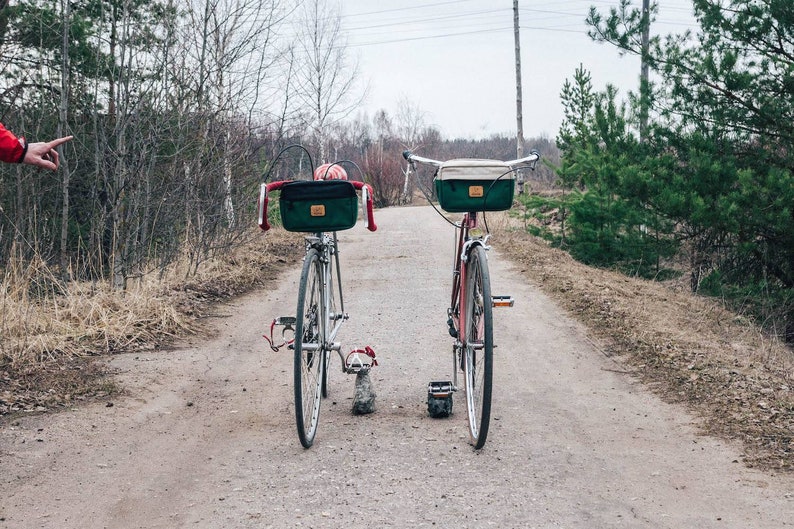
(0, 122, 26, 164)
(0, 122, 73, 170)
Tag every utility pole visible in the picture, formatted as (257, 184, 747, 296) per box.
(639, 0, 650, 141)
(513, 0, 524, 194)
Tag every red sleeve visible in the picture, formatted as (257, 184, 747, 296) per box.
(0, 122, 26, 163)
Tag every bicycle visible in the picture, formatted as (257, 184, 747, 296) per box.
(402, 149, 540, 449)
(258, 145, 377, 448)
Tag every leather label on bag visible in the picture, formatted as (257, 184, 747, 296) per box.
(468, 185, 484, 198)
(310, 204, 326, 217)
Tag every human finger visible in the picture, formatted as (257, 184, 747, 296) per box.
(48, 135, 74, 149)
(35, 156, 57, 171)
(48, 149, 60, 169)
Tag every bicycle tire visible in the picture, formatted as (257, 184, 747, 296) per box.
(294, 248, 325, 448)
(463, 244, 493, 449)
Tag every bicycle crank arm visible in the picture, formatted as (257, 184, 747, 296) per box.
(492, 295, 514, 307)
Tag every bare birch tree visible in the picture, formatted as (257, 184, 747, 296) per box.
(182, 0, 284, 232)
(58, 0, 71, 280)
(293, 0, 363, 162)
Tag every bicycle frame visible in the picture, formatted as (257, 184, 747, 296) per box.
(258, 147, 380, 448)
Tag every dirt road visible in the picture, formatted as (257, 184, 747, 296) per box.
(1, 206, 792, 528)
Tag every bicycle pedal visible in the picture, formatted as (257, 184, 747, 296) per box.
(344, 347, 377, 374)
(492, 295, 514, 307)
(427, 381, 454, 418)
(345, 355, 370, 373)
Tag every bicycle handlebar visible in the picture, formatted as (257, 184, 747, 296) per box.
(258, 180, 377, 232)
(402, 150, 442, 167)
(504, 150, 541, 166)
(403, 149, 541, 169)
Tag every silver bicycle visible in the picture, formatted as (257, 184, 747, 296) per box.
(259, 146, 377, 448)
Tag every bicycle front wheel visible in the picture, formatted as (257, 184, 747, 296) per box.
(294, 248, 325, 448)
(463, 244, 493, 449)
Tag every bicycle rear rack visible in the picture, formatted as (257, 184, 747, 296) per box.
(492, 295, 514, 307)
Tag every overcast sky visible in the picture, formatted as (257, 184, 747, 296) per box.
(337, 0, 698, 141)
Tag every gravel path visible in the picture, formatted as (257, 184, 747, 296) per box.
(1, 205, 792, 528)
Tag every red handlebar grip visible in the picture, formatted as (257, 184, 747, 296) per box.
(350, 181, 377, 232)
(364, 185, 377, 232)
(259, 181, 288, 232)
(258, 183, 270, 231)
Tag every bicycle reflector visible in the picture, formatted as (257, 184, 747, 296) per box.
(492, 295, 515, 308)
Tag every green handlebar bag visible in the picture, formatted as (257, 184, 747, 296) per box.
(434, 159, 514, 212)
(279, 180, 359, 233)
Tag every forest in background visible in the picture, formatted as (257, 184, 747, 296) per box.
(0, 0, 792, 369)
(519, 0, 792, 343)
(0, 0, 555, 290)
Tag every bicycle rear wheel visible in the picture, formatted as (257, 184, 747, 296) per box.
(294, 248, 325, 448)
(463, 244, 493, 449)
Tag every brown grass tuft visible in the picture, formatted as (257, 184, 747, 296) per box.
(1, 228, 302, 416)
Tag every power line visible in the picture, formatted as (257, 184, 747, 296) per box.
(321, 0, 700, 50)
(341, 3, 697, 39)
(347, 26, 515, 48)
(345, 8, 508, 32)
(342, 0, 484, 19)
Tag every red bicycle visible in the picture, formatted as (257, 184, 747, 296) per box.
(403, 149, 540, 448)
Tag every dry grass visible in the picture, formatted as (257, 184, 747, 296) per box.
(491, 215, 794, 473)
(0, 228, 302, 416)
